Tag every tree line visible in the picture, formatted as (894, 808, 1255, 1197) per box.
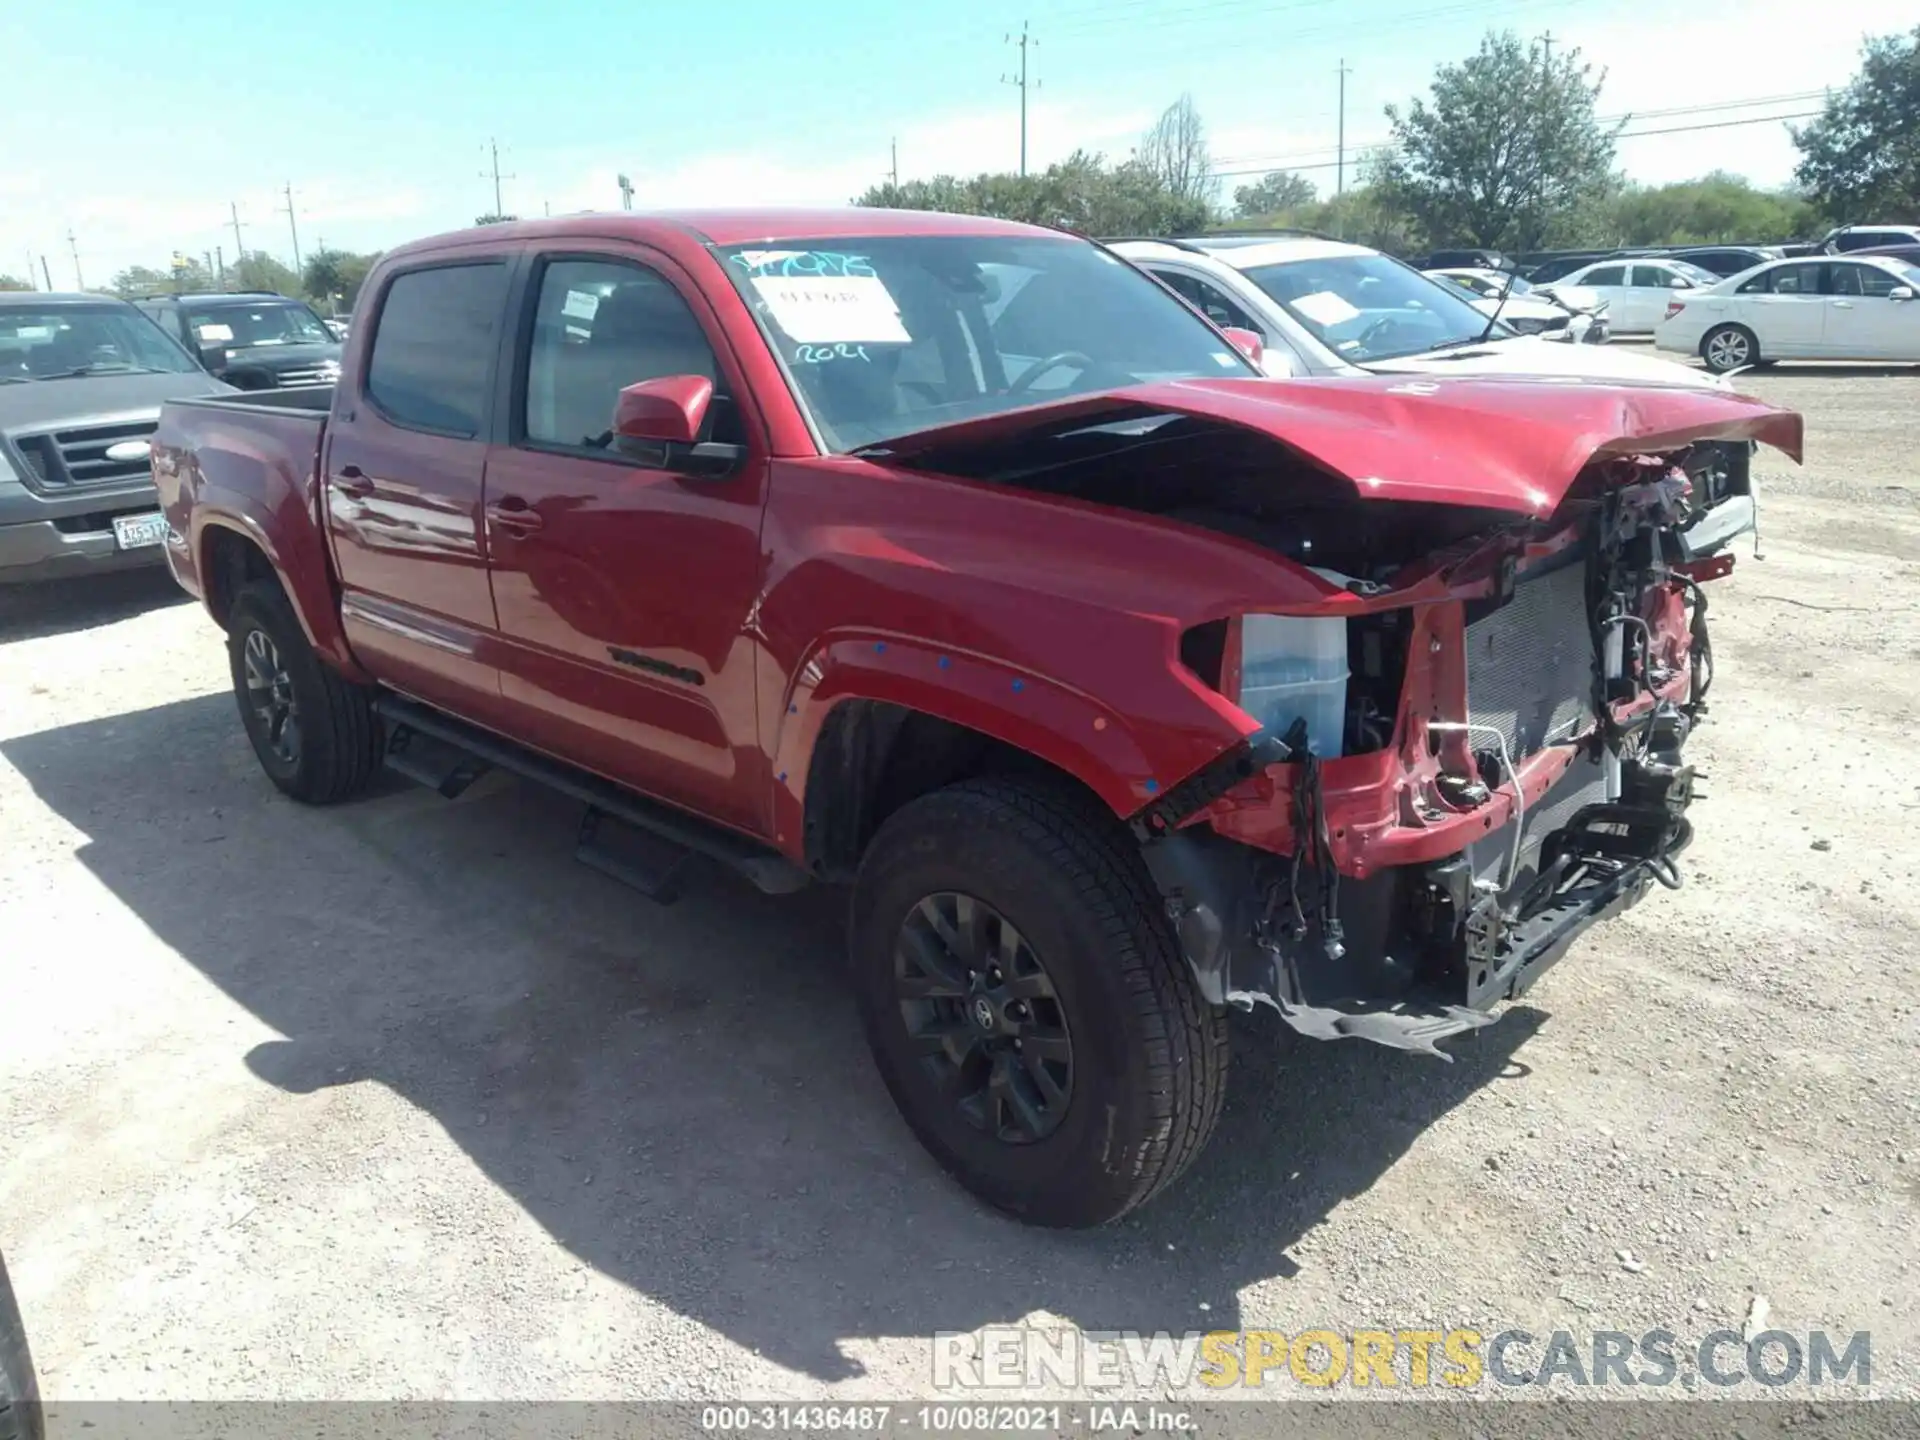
(854, 23, 1920, 253)
(0, 248, 383, 310)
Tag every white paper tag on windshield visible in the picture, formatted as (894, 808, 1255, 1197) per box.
(194, 322, 235, 342)
(561, 289, 601, 321)
(751, 275, 910, 345)
(1291, 290, 1360, 327)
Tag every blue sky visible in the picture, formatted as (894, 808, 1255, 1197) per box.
(1, 0, 1910, 286)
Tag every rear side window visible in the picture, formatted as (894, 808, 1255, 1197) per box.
(1582, 266, 1625, 286)
(365, 262, 510, 436)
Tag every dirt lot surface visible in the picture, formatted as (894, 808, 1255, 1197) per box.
(2, 366, 1916, 1411)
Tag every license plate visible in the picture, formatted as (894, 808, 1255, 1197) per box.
(111, 512, 168, 550)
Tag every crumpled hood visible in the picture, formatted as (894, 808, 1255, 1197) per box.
(863, 374, 1802, 516)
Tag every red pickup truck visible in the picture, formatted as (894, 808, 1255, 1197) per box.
(150, 208, 1801, 1227)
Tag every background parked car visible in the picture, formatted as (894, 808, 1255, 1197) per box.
(1664, 245, 1783, 278)
(1655, 253, 1920, 371)
(0, 1248, 43, 1440)
(1552, 256, 1721, 334)
(1, 291, 235, 584)
(1424, 268, 1606, 342)
(1819, 224, 1920, 254)
(134, 292, 343, 391)
(1856, 242, 1920, 268)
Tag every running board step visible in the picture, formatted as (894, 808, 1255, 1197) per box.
(384, 725, 493, 798)
(576, 805, 696, 904)
(372, 694, 811, 897)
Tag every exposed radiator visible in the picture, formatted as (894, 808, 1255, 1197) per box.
(1464, 556, 1598, 761)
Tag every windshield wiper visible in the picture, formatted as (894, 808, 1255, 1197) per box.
(0, 375, 31, 384)
(37, 364, 170, 378)
(1420, 335, 1508, 353)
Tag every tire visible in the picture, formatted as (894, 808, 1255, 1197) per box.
(0, 1251, 43, 1440)
(227, 580, 381, 804)
(850, 776, 1229, 1227)
(1700, 324, 1758, 374)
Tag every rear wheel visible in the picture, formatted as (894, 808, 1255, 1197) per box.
(1701, 324, 1758, 373)
(227, 580, 381, 804)
(850, 776, 1228, 1227)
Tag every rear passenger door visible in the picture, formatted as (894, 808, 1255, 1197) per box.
(480, 249, 772, 833)
(1738, 263, 1826, 356)
(325, 255, 517, 718)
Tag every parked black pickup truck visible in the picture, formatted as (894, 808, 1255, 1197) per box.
(135, 291, 343, 391)
(1, 292, 233, 583)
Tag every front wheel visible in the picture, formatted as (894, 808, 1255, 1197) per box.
(850, 776, 1228, 1227)
(1701, 324, 1758, 374)
(227, 581, 382, 804)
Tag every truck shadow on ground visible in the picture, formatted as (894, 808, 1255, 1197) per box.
(0, 568, 189, 643)
(3, 694, 1541, 1383)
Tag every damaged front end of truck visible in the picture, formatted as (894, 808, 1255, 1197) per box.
(871, 374, 1803, 1058)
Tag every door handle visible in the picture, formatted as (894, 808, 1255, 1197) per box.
(332, 465, 373, 498)
(486, 498, 543, 534)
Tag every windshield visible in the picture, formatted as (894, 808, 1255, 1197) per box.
(185, 301, 335, 349)
(0, 304, 202, 378)
(1667, 260, 1720, 285)
(1241, 254, 1505, 362)
(715, 235, 1253, 452)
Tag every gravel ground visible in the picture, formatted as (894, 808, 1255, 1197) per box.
(1, 365, 1916, 1411)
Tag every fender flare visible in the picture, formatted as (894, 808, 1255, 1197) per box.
(192, 509, 369, 682)
(765, 631, 1244, 859)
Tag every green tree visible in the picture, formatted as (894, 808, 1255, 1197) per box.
(854, 148, 1208, 236)
(1793, 25, 1920, 223)
(227, 252, 300, 295)
(0, 274, 34, 292)
(1605, 173, 1817, 246)
(1231, 170, 1317, 221)
(1375, 30, 1621, 251)
(302, 248, 380, 312)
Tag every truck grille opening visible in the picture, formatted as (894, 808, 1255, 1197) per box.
(1464, 557, 1597, 761)
(12, 420, 158, 490)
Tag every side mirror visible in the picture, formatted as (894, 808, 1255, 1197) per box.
(611, 374, 744, 478)
(614, 374, 711, 445)
(1221, 326, 1265, 365)
(1889, 286, 1915, 301)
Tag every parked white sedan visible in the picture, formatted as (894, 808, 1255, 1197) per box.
(1555, 256, 1721, 334)
(1655, 255, 1920, 372)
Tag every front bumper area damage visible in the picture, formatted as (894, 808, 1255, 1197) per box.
(1142, 710, 1698, 1059)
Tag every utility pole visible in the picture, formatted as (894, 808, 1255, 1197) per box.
(66, 229, 82, 290)
(890, 137, 899, 187)
(22, 251, 33, 290)
(215, 245, 225, 288)
(40, 256, 53, 291)
(1002, 22, 1038, 177)
(482, 138, 516, 216)
(204, 250, 214, 287)
(617, 173, 634, 210)
(1335, 58, 1353, 199)
(229, 202, 247, 261)
(1536, 31, 1556, 72)
(280, 182, 302, 274)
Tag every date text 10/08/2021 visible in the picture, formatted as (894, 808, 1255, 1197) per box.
(700, 1405, 1195, 1433)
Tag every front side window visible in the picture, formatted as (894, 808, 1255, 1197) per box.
(1835, 263, 1911, 298)
(364, 263, 510, 437)
(0, 304, 202, 378)
(715, 236, 1250, 453)
(522, 258, 741, 451)
(1239, 253, 1501, 362)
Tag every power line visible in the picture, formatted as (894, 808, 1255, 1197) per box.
(1210, 109, 1821, 181)
(1002, 22, 1039, 177)
(1212, 90, 1830, 172)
